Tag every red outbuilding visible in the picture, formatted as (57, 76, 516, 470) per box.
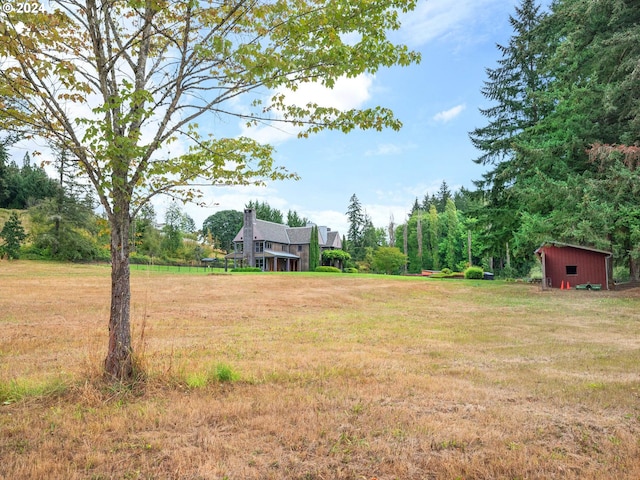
(535, 242, 612, 290)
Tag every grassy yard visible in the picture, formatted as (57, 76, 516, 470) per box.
(1, 261, 639, 479)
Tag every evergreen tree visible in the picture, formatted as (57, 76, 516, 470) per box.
(0, 137, 13, 206)
(1, 153, 59, 209)
(346, 194, 365, 260)
(309, 225, 320, 271)
(246, 200, 284, 224)
(469, 0, 549, 170)
(468, 0, 550, 273)
(511, 0, 640, 277)
(0, 211, 27, 259)
(286, 209, 309, 227)
(421, 193, 435, 212)
(410, 197, 420, 215)
(435, 180, 452, 213)
(361, 213, 385, 250)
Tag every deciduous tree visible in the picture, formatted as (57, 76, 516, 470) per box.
(202, 210, 243, 253)
(0, 0, 418, 379)
(372, 246, 406, 275)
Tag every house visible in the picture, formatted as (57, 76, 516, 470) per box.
(224, 209, 342, 271)
(535, 242, 612, 290)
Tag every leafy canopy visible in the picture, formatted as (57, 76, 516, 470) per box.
(0, 0, 420, 220)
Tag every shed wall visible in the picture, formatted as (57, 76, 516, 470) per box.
(541, 245, 608, 288)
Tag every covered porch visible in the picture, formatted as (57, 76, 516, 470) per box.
(224, 249, 300, 272)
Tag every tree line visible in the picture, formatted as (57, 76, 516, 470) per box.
(468, 0, 640, 281)
(358, 0, 639, 281)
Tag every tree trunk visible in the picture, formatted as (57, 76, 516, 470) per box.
(104, 205, 134, 380)
(630, 256, 640, 282)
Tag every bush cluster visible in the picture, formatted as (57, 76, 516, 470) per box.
(314, 266, 341, 273)
(231, 267, 262, 272)
(464, 266, 484, 279)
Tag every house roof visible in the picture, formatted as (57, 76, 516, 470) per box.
(534, 241, 612, 256)
(233, 220, 341, 247)
(233, 219, 291, 244)
(287, 226, 313, 244)
(326, 230, 342, 248)
(254, 220, 290, 244)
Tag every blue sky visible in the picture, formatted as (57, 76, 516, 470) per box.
(8, 0, 550, 238)
(181, 0, 548, 237)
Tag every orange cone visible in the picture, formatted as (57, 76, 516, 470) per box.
(560, 280, 565, 290)
(567, 281, 570, 289)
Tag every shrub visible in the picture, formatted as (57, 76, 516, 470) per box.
(19, 244, 49, 260)
(613, 265, 630, 283)
(344, 267, 358, 274)
(231, 267, 262, 272)
(500, 265, 516, 280)
(528, 263, 543, 281)
(464, 266, 484, 279)
(314, 266, 341, 273)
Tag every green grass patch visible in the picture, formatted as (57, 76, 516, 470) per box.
(183, 363, 240, 389)
(0, 377, 69, 404)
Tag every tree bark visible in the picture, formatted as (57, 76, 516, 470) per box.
(630, 257, 640, 282)
(104, 204, 133, 380)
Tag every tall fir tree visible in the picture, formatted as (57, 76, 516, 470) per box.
(346, 194, 365, 260)
(468, 0, 549, 273)
(435, 180, 452, 213)
(469, 0, 549, 171)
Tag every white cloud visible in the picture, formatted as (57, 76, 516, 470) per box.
(433, 104, 466, 123)
(400, 0, 514, 47)
(240, 74, 375, 145)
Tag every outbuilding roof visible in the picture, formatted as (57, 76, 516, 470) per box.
(535, 241, 612, 256)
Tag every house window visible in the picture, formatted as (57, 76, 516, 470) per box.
(297, 245, 303, 252)
(566, 265, 577, 275)
(255, 258, 264, 270)
(255, 242, 263, 253)
(265, 242, 272, 249)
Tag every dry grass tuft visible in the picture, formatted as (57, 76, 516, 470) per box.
(1, 261, 639, 479)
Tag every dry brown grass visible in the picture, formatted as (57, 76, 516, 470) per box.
(1, 261, 639, 479)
